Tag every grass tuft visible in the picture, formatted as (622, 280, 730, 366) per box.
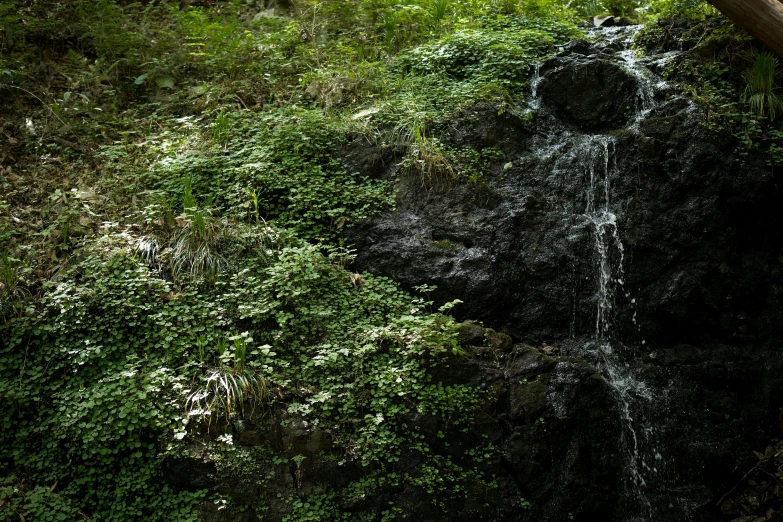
(743, 52, 783, 121)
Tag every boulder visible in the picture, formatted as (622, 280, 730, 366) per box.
(593, 15, 616, 27)
(538, 57, 640, 131)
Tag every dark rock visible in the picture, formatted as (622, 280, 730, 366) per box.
(164, 447, 217, 492)
(558, 39, 598, 56)
(593, 15, 616, 27)
(346, 76, 783, 349)
(434, 102, 532, 153)
(280, 418, 333, 454)
(502, 356, 623, 520)
(538, 57, 640, 131)
(339, 136, 399, 180)
(166, 29, 783, 522)
(341, 27, 783, 522)
(457, 320, 485, 345)
(455, 321, 513, 359)
(507, 345, 557, 377)
(237, 431, 265, 446)
(509, 378, 547, 421)
(197, 502, 255, 522)
(484, 328, 512, 353)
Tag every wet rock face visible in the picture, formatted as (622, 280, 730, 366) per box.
(346, 57, 783, 348)
(342, 27, 783, 522)
(538, 57, 640, 131)
(174, 28, 783, 522)
(633, 345, 783, 521)
(163, 337, 783, 522)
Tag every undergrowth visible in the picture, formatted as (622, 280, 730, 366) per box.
(636, 14, 783, 166)
(1, 0, 771, 519)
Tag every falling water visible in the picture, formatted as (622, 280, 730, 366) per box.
(576, 135, 655, 517)
(530, 61, 542, 109)
(526, 25, 675, 519)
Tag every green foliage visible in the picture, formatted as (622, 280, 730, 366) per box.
(123, 109, 394, 241)
(1, 225, 490, 518)
(0, 252, 30, 318)
(0, 478, 82, 522)
(429, 0, 452, 29)
(167, 178, 229, 282)
(283, 491, 346, 521)
(743, 52, 783, 121)
(186, 332, 268, 427)
(212, 110, 230, 143)
(399, 28, 555, 90)
(636, 16, 783, 165)
(400, 122, 457, 185)
(0, 1, 603, 520)
(602, 0, 639, 16)
(186, 366, 266, 427)
(0, 245, 211, 519)
(643, 0, 713, 20)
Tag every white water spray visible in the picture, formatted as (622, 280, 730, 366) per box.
(523, 23, 689, 520)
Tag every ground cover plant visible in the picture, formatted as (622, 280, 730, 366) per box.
(1, 0, 780, 519)
(0, 1, 578, 517)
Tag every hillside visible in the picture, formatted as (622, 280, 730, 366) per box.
(2, 1, 783, 521)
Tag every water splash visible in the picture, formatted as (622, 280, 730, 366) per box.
(579, 136, 624, 338)
(599, 25, 659, 123)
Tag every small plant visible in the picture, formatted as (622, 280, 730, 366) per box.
(0, 252, 19, 298)
(231, 332, 249, 372)
(0, 252, 29, 316)
(292, 454, 307, 488)
(247, 188, 260, 224)
(497, 0, 519, 15)
(185, 367, 266, 427)
(429, 0, 451, 30)
(742, 52, 783, 121)
(401, 122, 456, 186)
(384, 10, 397, 51)
(212, 110, 229, 142)
(196, 334, 208, 364)
(186, 332, 266, 427)
(602, 0, 640, 17)
(170, 176, 228, 282)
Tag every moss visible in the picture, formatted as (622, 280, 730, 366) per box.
(510, 379, 548, 422)
(432, 239, 456, 249)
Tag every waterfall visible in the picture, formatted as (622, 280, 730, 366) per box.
(577, 134, 654, 518)
(529, 25, 674, 520)
(530, 61, 542, 109)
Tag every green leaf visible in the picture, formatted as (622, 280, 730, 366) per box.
(155, 76, 176, 89)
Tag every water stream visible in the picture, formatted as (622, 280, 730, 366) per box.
(530, 25, 670, 519)
(530, 61, 542, 109)
(577, 133, 655, 519)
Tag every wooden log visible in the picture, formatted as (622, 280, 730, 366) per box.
(707, 0, 783, 58)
